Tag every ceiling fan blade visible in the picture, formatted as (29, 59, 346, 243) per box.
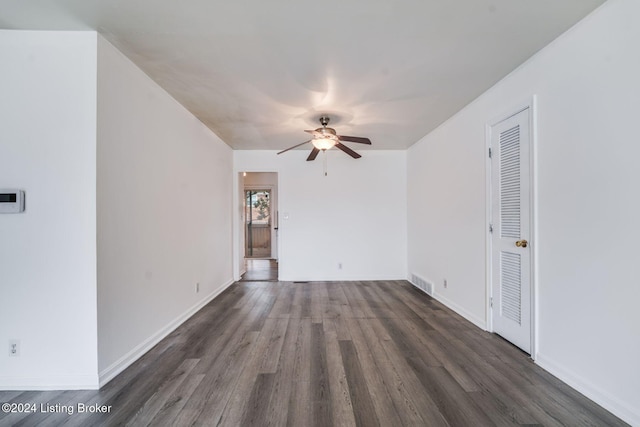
(307, 147, 320, 161)
(335, 142, 362, 159)
(277, 140, 311, 155)
(304, 129, 321, 136)
(337, 135, 372, 145)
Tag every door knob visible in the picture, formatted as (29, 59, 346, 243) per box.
(515, 239, 528, 248)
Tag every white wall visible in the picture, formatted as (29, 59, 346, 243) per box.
(0, 31, 99, 389)
(235, 150, 407, 281)
(96, 36, 234, 383)
(407, 0, 640, 423)
(234, 149, 406, 280)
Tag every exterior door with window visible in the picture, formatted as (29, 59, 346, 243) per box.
(490, 107, 532, 354)
(245, 190, 271, 258)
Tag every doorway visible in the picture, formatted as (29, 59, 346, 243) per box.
(488, 102, 535, 355)
(239, 172, 279, 281)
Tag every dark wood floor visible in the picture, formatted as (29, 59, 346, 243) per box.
(240, 259, 278, 282)
(0, 280, 627, 426)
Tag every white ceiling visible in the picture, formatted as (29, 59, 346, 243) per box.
(1, 0, 605, 150)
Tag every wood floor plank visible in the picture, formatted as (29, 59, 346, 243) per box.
(125, 358, 199, 426)
(267, 284, 293, 319)
(406, 358, 495, 426)
(147, 372, 206, 426)
(326, 281, 349, 306)
(213, 323, 280, 426)
(467, 389, 539, 427)
(240, 259, 279, 282)
(395, 317, 443, 367)
(0, 280, 628, 427)
(265, 317, 301, 427)
(343, 318, 403, 426)
(258, 318, 289, 373)
(291, 317, 312, 383)
(406, 329, 481, 392)
(299, 284, 312, 319)
(333, 310, 352, 341)
(462, 364, 543, 426)
(324, 322, 357, 427)
(239, 373, 277, 427)
(340, 282, 373, 319)
(338, 340, 381, 427)
(286, 380, 311, 427)
(233, 285, 260, 309)
(248, 294, 277, 332)
(310, 322, 333, 426)
(358, 318, 449, 427)
(1, 391, 62, 426)
(218, 317, 300, 426)
(177, 330, 259, 426)
(357, 282, 397, 319)
(188, 285, 266, 371)
(335, 284, 358, 320)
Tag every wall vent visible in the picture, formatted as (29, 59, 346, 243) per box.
(410, 274, 433, 296)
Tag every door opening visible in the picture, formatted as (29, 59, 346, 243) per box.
(238, 172, 279, 281)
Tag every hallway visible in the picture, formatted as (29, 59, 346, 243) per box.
(240, 258, 278, 282)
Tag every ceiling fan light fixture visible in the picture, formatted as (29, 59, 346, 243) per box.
(277, 115, 371, 159)
(312, 137, 336, 150)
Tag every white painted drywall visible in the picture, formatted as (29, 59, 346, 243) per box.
(96, 36, 234, 381)
(234, 150, 407, 281)
(0, 31, 99, 389)
(407, 0, 640, 423)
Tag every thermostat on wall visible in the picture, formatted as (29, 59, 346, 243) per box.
(0, 189, 25, 213)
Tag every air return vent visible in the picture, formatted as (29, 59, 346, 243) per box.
(410, 274, 433, 296)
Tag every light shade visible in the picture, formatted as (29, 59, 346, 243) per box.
(312, 137, 336, 150)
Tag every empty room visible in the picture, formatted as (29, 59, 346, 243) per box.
(1, 0, 639, 425)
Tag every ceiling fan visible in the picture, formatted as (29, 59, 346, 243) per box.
(277, 116, 372, 161)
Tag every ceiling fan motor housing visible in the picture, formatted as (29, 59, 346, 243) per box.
(315, 126, 338, 139)
(315, 116, 337, 140)
(319, 116, 330, 127)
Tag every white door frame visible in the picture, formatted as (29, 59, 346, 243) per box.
(233, 171, 280, 281)
(485, 96, 538, 358)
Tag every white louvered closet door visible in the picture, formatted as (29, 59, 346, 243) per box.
(490, 107, 531, 354)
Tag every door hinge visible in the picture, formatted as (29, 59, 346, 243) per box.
(490, 297, 493, 308)
(489, 223, 493, 233)
(488, 147, 492, 158)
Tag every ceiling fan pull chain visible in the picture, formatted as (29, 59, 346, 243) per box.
(323, 150, 328, 176)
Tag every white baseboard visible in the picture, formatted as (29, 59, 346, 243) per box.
(98, 278, 235, 387)
(402, 279, 486, 330)
(536, 354, 639, 426)
(0, 374, 99, 391)
(431, 291, 487, 331)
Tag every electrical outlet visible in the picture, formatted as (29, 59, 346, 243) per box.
(444, 279, 448, 289)
(195, 282, 200, 293)
(9, 340, 20, 357)
(338, 263, 343, 270)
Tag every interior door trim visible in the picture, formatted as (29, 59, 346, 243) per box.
(485, 95, 538, 359)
